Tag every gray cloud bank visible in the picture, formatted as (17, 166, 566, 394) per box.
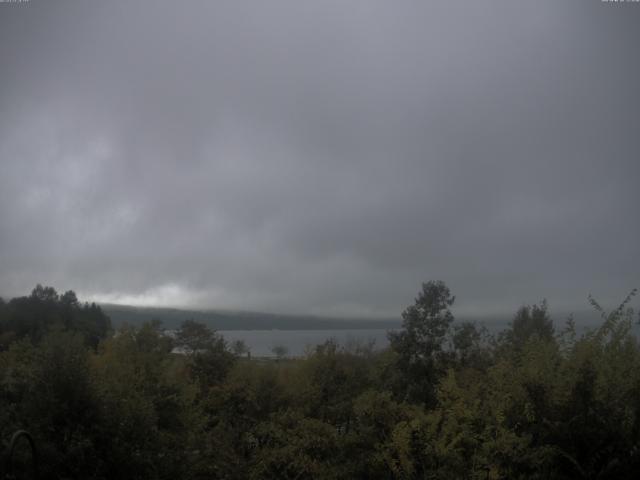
(0, 0, 638, 318)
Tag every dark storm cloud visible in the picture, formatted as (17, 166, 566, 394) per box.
(0, 0, 638, 317)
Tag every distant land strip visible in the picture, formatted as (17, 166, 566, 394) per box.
(101, 304, 402, 331)
(101, 304, 608, 332)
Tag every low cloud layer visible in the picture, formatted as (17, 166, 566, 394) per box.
(1, 1, 638, 318)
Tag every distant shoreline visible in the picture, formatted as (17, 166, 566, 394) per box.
(101, 303, 402, 331)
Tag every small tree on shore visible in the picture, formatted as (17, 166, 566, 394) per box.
(271, 344, 289, 360)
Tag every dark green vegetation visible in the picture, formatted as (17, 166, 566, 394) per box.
(0, 282, 639, 479)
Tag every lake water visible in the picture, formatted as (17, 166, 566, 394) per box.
(218, 329, 392, 357)
(191, 316, 633, 357)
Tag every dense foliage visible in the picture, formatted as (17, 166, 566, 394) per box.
(0, 283, 639, 479)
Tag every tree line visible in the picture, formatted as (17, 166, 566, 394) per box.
(0, 282, 638, 479)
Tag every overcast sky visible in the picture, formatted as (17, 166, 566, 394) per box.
(0, 0, 638, 319)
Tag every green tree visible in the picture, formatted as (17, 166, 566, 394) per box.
(92, 321, 202, 479)
(271, 344, 288, 360)
(175, 319, 215, 354)
(0, 286, 110, 348)
(0, 330, 102, 478)
(505, 300, 554, 349)
(451, 321, 491, 369)
(231, 339, 250, 357)
(176, 319, 235, 389)
(250, 411, 345, 480)
(298, 339, 371, 426)
(388, 280, 455, 405)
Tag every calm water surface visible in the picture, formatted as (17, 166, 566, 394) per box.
(209, 318, 625, 357)
(218, 329, 392, 357)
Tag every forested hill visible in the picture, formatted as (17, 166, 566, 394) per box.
(101, 304, 402, 330)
